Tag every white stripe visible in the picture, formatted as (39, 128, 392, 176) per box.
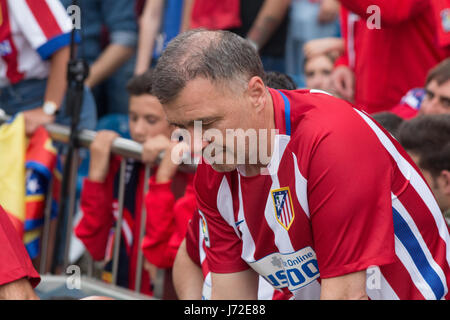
(216, 176, 240, 238)
(393, 197, 448, 298)
(292, 153, 310, 218)
(354, 108, 450, 266)
(366, 266, 400, 300)
(267, 135, 291, 176)
(9, 0, 48, 49)
(45, 0, 74, 33)
(237, 174, 256, 262)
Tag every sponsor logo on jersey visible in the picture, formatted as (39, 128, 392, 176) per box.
(271, 187, 295, 230)
(199, 210, 210, 248)
(249, 247, 320, 292)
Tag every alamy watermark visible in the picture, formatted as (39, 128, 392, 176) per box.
(67, 5, 81, 30)
(66, 265, 81, 290)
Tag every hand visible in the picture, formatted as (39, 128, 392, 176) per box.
(22, 108, 55, 136)
(303, 37, 344, 59)
(88, 130, 119, 183)
(331, 65, 355, 102)
(155, 141, 190, 184)
(317, 0, 340, 24)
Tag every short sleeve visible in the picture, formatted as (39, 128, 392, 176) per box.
(194, 165, 249, 274)
(9, 0, 75, 59)
(304, 111, 397, 279)
(0, 206, 40, 288)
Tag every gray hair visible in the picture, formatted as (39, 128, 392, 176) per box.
(152, 29, 265, 104)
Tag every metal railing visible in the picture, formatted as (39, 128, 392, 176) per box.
(0, 112, 196, 299)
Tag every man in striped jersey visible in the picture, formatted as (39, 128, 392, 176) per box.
(153, 29, 450, 300)
(0, 0, 96, 135)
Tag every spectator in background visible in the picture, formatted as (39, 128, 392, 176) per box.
(182, 0, 291, 73)
(398, 115, 450, 225)
(304, 52, 338, 94)
(60, 0, 138, 118)
(134, 0, 184, 74)
(332, 0, 450, 114)
(391, 58, 450, 119)
(74, 70, 190, 296)
(285, 0, 341, 87)
(0, 0, 96, 135)
(420, 58, 450, 116)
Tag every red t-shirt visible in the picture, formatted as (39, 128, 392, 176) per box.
(337, 0, 449, 114)
(0, 205, 40, 288)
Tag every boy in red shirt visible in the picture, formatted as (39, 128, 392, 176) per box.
(75, 70, 194, 296)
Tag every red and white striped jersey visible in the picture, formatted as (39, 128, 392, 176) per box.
(0, 0, 73, 86)
(185, 209, 291, 300)
(194, 88, 450, 300)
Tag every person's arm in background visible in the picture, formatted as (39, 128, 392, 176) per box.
(135, 0, 165, 75)
(246, 0, 291, 51)
(74, 131, 120, 261)
(23, 46, 70, 136)
(338, 0, 431, 26)
(180, 0, 194, 32)
(85, 0, 138, 88)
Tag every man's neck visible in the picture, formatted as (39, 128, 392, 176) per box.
(243, 89, 276, 177)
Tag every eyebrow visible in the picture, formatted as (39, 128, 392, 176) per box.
(169, 116, 221, 128)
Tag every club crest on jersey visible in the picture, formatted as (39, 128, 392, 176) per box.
(271, 187, 295, 231)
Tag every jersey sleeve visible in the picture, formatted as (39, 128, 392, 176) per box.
(194, 164, 249, 274)
(299, 96, 397, 279)
(0, 206, 40, 288)
(9, 0, 75, 59)
(185, 210, 201, 266)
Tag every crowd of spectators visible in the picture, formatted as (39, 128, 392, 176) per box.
(0, 0, 449, 300)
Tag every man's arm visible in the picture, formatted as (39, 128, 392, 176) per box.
(246, 0, 291, 51)
(0, 278, 39, 300)
(211, 269, 259, 300)
(320, 270, 368, 300)
(85, 44, 134, 88)
(173, 239, 204, 300)
(180, 0, 194, 32)
(135, 0, 166, 75)
(22, 46, 70, 136)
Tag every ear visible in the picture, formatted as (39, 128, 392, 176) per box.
(440, 170, 450, 196)
(247, 76, 267, 112)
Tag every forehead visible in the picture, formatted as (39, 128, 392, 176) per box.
(129, 94, 164, 115)
(427, 79, 450, 93)
(163, 77, 234, 126)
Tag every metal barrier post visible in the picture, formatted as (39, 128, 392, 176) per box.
(111, 159, 127, 285)
(62, 149, 80, 270)
(40, 179, 54, 274)
(134, 165, 151, 292)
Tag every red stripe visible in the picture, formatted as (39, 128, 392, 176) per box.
(25, 0, 62, 39)
(0, 0, 24, 84)
(381, 256, 425, 299)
